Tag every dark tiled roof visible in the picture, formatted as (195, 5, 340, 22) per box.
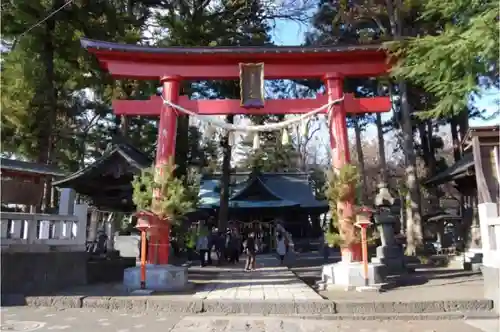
(424, 153, 474, 186)
(199, 172, 327, 210)
(52, 142, 152, 187)
(0, 158, 66, 177)
(260, 173, 328, 208)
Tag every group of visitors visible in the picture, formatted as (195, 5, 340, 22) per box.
(166, 220, 291, 271)
(180, 223, 244, 267)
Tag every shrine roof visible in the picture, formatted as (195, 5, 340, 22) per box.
(425, 212, 462, 223)
(52, 142, 152, 189)
(0, 158, 66, 177)
(260, 173, 327, 208)
(423, 153, 474, 186)
(462, 125, 500, 149)
(199, 172, 328, 210)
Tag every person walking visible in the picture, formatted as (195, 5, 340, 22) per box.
(196, 230, 209, 267)
(214, 230, 225, 265)
(207, 226, 216, 266)
(244, 232, 257, 271)
(185, 226, 197, 263)
(230, 229, 241, 263)
(276, 232, 287, 265)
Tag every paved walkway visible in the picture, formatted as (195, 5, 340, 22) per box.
(290, 258, 488, 302)
(1, 307, 495, 332)
(191, 254, 322, 301)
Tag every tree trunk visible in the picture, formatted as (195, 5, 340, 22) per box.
(399, 81, 423, 255)
(175, 115, 189, 179)
(457, 109, 469, 141)
(425, 120, 439, 211)
(417, 121, 431, 214)
(418, 119, 439, 213)
(450, 118, 461, 162)
(218, 115, 235, 230)
(386, 0, 423, 255)
(120, 115, 129, 137)
(375, 113, 388, 183)
(38, 1, 59, 212)
(353, 116, 368, 204)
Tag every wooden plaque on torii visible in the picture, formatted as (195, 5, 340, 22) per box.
(239, 63, 265, 109)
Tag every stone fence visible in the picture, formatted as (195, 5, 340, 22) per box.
(1, 206, 87, 251)
(1, 203, 90, 297)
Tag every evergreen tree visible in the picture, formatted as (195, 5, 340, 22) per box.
(1, 0, 153, 207)
(390, 0, 499, 118)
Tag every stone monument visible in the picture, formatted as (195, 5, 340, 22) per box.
(123, 212, 190, 293)
(371, 183, 406, 274)
(123, 264, 188, 292)
(320, 201, 387, 291)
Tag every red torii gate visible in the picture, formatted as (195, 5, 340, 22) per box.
(81, 38, 391, 265)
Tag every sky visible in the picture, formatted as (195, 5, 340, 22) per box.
(269, 18, 499, 150)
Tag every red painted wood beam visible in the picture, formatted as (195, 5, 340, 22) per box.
(112, 93, 391, 116)
(102, 60, 389, 80)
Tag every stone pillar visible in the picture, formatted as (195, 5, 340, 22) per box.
(58, 188, 76, 216)
(1, 219, 9, 238)
(436, 223, 444, 248)
(74, 204, 89, 247)
(11, 220, 24, 239)
(39, 220, 51, 239)
(478, 202, 500, 314)
(88, 209, 99, 242)
(469, 195, 482, 249)
(106, 218, 116, 253)
(371, 183, 406, 274)
(26, 217, 38, 244)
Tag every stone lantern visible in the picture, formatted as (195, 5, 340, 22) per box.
(371, 183, 406, 273)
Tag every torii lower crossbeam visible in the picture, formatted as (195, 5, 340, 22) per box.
(113, 93, 391, 116)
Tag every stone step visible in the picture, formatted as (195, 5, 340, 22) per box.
(331, 299, 495, 315)
(7, 294, 497, 318)
(282, 311, 500, 321)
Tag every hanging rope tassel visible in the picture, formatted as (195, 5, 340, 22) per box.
(252, 132, 260, 150)
(204, 124, 216, 138)
(281, 128, 290, 146)
(227, 131, 235, 146)
(301, 120, 309, 138)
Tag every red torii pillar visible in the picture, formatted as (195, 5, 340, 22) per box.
(147, 76, 181, 265)
(114, 89, 391, 264)
(325, 73, 355, 260)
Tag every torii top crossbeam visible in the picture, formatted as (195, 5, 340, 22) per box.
(81, 38, 389, 80)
